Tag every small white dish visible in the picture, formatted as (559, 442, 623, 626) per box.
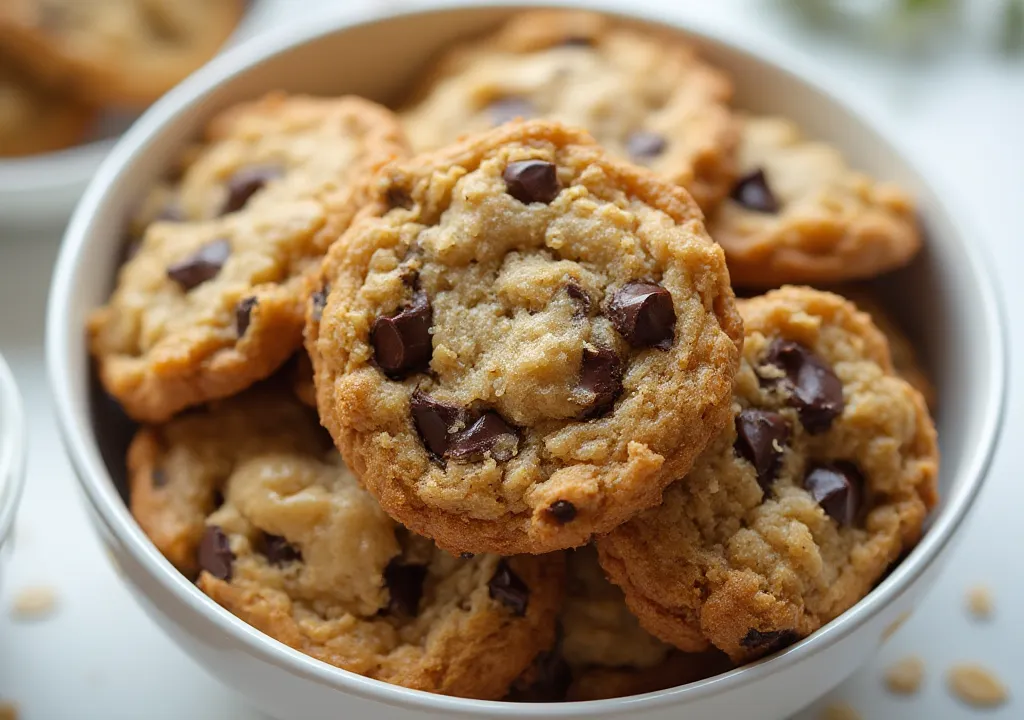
(46, 2, 1008, 719)
(0, 352, 27, 583)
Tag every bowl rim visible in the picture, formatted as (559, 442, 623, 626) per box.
(0, 352, 27, 553)
(45, 1, 1009, 715)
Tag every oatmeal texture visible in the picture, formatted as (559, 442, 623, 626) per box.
(710, 116, 921, 286)
(307, 120, 742, 555)
(598, 287, 939, 662)
(129, 386, 564, 699)
(401, 11, 739, 212)
(89, 94, 408, 422)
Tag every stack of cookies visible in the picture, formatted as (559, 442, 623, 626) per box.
(88, 12, 940, 702)
(0, 0, 245, 157)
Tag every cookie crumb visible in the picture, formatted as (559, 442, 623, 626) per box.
(884, 655, 925, 695)
(820, 702, 862, 720)
(881, 610, 911, 642)
(965, 585, 993, 620)
(10, 585, 58, 620)
(0, 700, 18, 720)
(948, 663, 1008, 707)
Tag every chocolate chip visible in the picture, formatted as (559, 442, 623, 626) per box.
(459, 552, 475, 560)
(503, 160, 561, 204)
(740, 628, 799, 654)
(803, 462, 864, 527)
(235, 296, 257, 337)
(151, 468, 168, 488)
(506, 651, 572, 702)
(371, 292, 433, 378)
(734, 409, 790, 492)
(448, 412, 520, 462)
(761, 339, 845, 434)
(166, 238, 231, 290)
(608, 281, 676, 349)
(198, 525, 234, 581)
(385, 185, 413, 210)
(565, 282, 591, 316)
(488, 560, 529, 616)
(410, 391, 464, 459)
(626, 131, 667, 161)
(221, 165, 283, 215)
(730, 168, 780, 214)
(260, 533, 301, 566)
(384, 560, 427, 616)
(560, 35, 593, 47)
(546, 500, 577, 524)
(488, 96, 535, 126)
(578, 346, 623, 416)
(311, 285, 329, 323)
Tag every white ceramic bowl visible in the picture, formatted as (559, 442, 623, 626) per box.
(0, 352, 27, 583)
(45, 3, 1007, 719)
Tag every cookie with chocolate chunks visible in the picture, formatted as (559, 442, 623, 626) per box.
(306, 120, 742, 555)
(598, 287, 938, 662)
(128, 386, 564, 699)
(88, 94, 409, 422)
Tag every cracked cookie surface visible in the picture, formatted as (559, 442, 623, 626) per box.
(598, 287, 938, 662)
(128, 386, 563, 699)
(401, 11, 738, 212)
(89, 94, 408, 422)
(307, 120, 742, 555)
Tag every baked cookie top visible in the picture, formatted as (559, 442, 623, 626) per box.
(89, 94, 408, 423)
(597, 287, 938, 662)
(128, 387, 564, 700)
(710, 116, 921, 286)
(307, 120, 743, 555)
(401, 10, 738, 212)
(0, 0, 244, 108)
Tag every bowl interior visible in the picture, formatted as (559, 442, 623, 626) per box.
(50, 2, 1005, 710)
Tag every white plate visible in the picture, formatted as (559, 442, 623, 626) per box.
(0, 351, 26, 584)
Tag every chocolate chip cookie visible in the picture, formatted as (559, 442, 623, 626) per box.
(0, 50, 93, 156)
(307, 120, 743, 555)
(89, 94, 408, 422)
(129, 386, 564, 699)
(401, 11, 739, 212)
(0, 0, 245, 108)
(710, 116, 921, 286)
(597, 287, 938, 662)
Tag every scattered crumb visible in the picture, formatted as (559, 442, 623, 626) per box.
(9, 585, 58, 621)
(820, 702, 862, 720)
(965, 585, 994, 620)
(0, 700, 18, 720)
(948, 663, 1008, 708)
(885, 655, 925, 695)
(881, 610, 911, 643)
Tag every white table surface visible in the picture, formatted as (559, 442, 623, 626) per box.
(1, 1, 1022, 718)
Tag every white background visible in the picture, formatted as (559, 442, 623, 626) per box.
(1, 1, 1022, 718)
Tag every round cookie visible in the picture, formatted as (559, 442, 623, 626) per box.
(307, 120, 743, 555)
(89, 94, 408, 423)
(597, 287, 939, 662)
(128, 386, 564, 700)
(709, 116, 921, 286)
(0, 0, 244, 108)
(0, 51, 93, 156)
(401, 10, 739, 212)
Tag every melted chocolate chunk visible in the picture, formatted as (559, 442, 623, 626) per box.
(488, 560, 529, 616)
(626, 131, 667, 161)
(608, 281, 676, 349)
(503, 160, 561, 204)
(410, 391, 464, 459)
(448, 412, 520, 462)
(260, 533, 301, 566)
(546, 500, 577, 524)
(578, 346, 623, 416)
(803, 462, 864, 527)
(761, 339, 845, 434)
(506, 651, 573, 702)
(310, 286, 329, 323)
(734, 409, 790, 492)
(221, 165, 283, 215)
(565, 282, 592, 316)
(151, 468, 168, 488)
(740, 628, 799, 654)
(560, 35, 593, 47)
(488, 96, 536, 126)
(166, 238, 231, 290)
(235, 296, 257, 337)
(384, 560, 428, 616)
(730, 168, 780, 214)
(198, 525, 234, 581)
(371, 292, 433, 378)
